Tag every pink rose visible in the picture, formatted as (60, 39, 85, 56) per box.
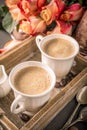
(47, 20, 72, 35)
(60, 3, 84, 21)
(19, 16, 46, 35)
(40, 0, 66, 25)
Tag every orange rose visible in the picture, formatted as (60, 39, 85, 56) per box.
(40, 0, 66, 25)
(40, 0, 58, 25)
(19, 16, 46, 35)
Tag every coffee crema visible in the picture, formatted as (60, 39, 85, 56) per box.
(14, 66, 51, 95)
(42, 38, 75, 58)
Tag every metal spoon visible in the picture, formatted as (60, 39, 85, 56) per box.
(60, 86, 87, 130)
(62, 107, 87, 130)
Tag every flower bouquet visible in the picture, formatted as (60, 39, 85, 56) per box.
(0, 0, 86, 53)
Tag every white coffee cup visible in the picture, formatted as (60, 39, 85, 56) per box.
(36, 34, 79, 82)
(9, 61, 56, 116)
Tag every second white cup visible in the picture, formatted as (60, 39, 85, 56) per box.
(36, 34, 79, 82)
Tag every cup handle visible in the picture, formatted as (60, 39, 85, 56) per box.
(11, 95, 25, 114)
(36, 35, 43, 50)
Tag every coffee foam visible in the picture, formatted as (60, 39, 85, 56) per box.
(43, 38, 75, 58)
(14, 66, 51, 95)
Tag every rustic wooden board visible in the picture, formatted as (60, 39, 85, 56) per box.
(0, 38, 87, 130)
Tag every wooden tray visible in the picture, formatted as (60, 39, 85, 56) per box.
(0, 37, 87, 130)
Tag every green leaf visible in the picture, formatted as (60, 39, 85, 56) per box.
(2, 12, 18, 33)
(0, 6, 8, 18)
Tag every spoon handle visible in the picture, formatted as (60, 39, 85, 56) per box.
(60, 103, 80, 130)
(62, 118, 81, 130)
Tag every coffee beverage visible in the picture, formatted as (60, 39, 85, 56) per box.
(10, 61, 56, 115)
(14, 66, 51, 95)
(42, 38, 75, 58)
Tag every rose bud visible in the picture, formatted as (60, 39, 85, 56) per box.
(19, 16, 46, 35)
(47, 20, 72, 35)
(60, 3, 84, 21)
(40, 0, 66, 25)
